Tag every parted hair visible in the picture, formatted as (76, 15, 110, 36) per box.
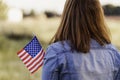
(51, 0, 111, 53)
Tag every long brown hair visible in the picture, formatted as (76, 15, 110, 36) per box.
(51, 0, 111, 53)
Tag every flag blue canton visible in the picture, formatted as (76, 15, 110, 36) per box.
(24, 36, 42, 58)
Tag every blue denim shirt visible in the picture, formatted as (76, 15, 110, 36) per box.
(114, 68, 120, 80)
(42, 39, 120, 80)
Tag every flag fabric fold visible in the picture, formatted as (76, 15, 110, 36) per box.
(17, 36, 45, 74)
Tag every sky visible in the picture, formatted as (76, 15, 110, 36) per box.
(4, 0, 120, 14)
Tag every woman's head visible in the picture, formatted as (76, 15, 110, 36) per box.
(51, 0, 111, 53)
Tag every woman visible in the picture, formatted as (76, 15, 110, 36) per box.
(42, 0, 120, 80)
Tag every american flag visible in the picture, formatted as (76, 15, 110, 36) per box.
(17, 36, 45, 74)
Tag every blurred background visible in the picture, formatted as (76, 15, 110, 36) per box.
(0, 0, 120, 80)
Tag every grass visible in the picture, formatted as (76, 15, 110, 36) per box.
(0, 36, 33, 80)
(0, 16, 120, 80)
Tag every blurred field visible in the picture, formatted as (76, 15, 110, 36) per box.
(106, 16, 120, 48)
(0, 16, 120, 80)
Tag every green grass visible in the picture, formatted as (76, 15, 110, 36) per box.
(0, 16, 120, 80)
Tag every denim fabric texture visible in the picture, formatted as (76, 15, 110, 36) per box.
(114, 68, 120, 80)
(42, 39, 120, 80)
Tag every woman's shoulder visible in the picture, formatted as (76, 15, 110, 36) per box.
(104, 43, 120, 61)
(105, 43, 119, 52)
(91, 39, 119, 52)
(46, 41, 71, 54)
(44, 41, 71, 60)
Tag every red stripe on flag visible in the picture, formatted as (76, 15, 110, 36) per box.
(24, 57, 32, 64)
(29, 51, 44, 71)
(17, 49, 24, 55)
(19, 51, 27, 58)
(31, 61, 43, 74)
(22, 54, 30, 61)
(26, 50, 44, 68)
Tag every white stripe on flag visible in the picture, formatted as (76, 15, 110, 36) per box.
(30, 59, 43, 73)
(28, 51, 44, 70)
(18, 50, 26, 57)
(25, 50, 43, 67)
(23, 56, 32, 64)
(20, 52, 29, 60)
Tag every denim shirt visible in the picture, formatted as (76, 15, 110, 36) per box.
(42, 39, 120, 80)
(114, 68, 120, 80)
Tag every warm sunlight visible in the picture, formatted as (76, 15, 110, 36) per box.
(4, 0, 120, 14)
(7, 8, 23, 22)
